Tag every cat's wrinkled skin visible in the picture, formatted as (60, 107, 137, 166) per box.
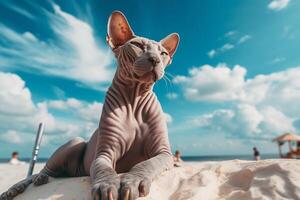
(0, 11, 179, 200)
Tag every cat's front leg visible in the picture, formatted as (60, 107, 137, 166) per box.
(90, 157, 120, 200)
(119, 153, 173, 200)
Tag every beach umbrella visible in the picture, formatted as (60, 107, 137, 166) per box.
(272, 133, 300, 157)
(273, 133, 300, 142)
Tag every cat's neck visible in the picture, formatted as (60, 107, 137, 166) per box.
(111, 68, 154, 98)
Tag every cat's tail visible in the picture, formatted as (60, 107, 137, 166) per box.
(0, 172, 49, 200)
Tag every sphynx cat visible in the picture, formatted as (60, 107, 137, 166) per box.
(0, 11, 179, 200)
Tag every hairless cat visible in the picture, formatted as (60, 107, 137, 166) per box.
(0, 11, 179, 200)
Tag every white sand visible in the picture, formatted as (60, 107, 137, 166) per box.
(1, 160, 300, 200)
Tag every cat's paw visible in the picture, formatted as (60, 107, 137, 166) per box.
(120, 174, 151, 200)
(92, 178, 120, 200)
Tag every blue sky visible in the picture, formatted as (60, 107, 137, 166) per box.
(1, 0, 300, 158)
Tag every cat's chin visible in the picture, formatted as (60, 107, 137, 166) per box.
(133, 71, 159, 83)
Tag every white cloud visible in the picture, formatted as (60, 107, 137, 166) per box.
(50, 4, 113, 84)
(164, 113, 173, 124)
(77, 102, 102, 122)
(234, 104, 263, 135)
(192, 109, 235, 132)
(173, 64, 246, 102)
(238, 35, 252, 44)
(0, 3, 114, 90)
(260, 106, 295, 134)
(225, 31, 237, 37)
(0, 2, 35, 19)
(48, 98, 102, 123)
(52, 86, 66, 99)
(174, 64, 300, 106)
(268, 0, 290, 11)
(166, 93, 178, 100)
(193, 104, 294, 139)
(0, 72, 67, 135)
(208, 33, 252, 58)
(271, 57, 286, 64)
(0, 72, 35, 115)
(220, 43, 234, 52)
(0, 72, 102, 145)
(207, 49, 217, 58)
(253, 67, 300, 117)
(175, 63, 300, 139)
(0, 130, 23, 144)
(207, 44, 234, 59)
(48, 98, 83, 110)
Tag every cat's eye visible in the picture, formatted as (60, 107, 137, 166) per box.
(161, 51, 168, 56)
(130, 41, 144, 49)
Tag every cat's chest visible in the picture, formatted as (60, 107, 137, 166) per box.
(119, 98, 153, 135)
(102, 89, 157, 138)
(122, 114, 150, 137)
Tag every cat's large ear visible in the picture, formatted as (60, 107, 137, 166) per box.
(160, 33, 180, 58)
(107, 11, 135, 49)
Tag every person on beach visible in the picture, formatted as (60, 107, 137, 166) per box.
(174, 150, 183, 167)
(9, 152, 26, 165)
(253, 147, 260, 161)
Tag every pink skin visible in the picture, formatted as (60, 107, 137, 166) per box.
(0, 11, 179, 200)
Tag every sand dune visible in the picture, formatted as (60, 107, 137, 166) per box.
(1, 160, 300, 200)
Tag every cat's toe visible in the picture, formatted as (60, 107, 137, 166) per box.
(120, 188, 131, 200)
(120, 176, 151, 200)
(138, 179, 151, 197)
(33, 173, 49, 186)
(92, 181, 119, 200)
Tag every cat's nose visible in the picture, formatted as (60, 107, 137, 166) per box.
(148, 56, 160, 65)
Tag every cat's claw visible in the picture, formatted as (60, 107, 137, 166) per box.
(120, 174, 151, 200)
(92, 180, 119, 200)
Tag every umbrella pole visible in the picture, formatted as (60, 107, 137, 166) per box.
(27, 123, 44, 178)
(278, 142, 283, 158)
(288, 141, 293, 152)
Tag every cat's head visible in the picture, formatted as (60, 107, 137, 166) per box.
(107, 11, 179, 83)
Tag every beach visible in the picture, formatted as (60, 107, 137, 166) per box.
(1, 159, 300, 200)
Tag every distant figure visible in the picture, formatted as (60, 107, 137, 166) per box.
(9, 152, 26, 165)
(173, 150, 183, 167)
(253, 147, 260, 161)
